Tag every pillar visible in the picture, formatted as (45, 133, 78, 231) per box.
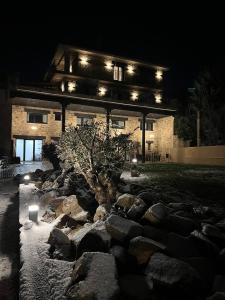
(142, 112, 147, 163)
(61, 102, 67, 132)
(106, 107, 111, 135)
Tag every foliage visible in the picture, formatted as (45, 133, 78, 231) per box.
(57, 123, 133, 205)
(42, 142, 60, 170)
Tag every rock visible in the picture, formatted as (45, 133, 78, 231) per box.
(56, 214, 78, 230)
(76, 188, 98, 214)
(129, 184, 145, 195)
(193, 206, 214, 218)
(216, 219, 225, 233)
(202, 224, 225, 240)
(143, 225, 168, 244)
(213, 275, 225, 294)
(137, 191, 155, 206)
(129, 236, 166, 264)
(127, 198, 147, 220)
(48, 228, 70, 246)
(217, 249, 225, 275)
(118, 183, 131, 194)
(119, 274, 153, 300)
(206, 292, 225, 300)
(42, 180, 54, 189)
(93, 204, 108, 222)
(40, 190, 59, 205)
(143, 203, 168, 224)
(72, 211, 89, 222)
(145, 253, 202, 295)
(48, 196, 66, 211)
(166, 214, 197, 236)
(115, 193, 136, 209)
(190, 230, 220, 257)
(168, 202, 193, 211)
(66, 252, 119, 300)
(105, 215, 143, 242)
(55, 195, 84, 217)
(167, 232, 200, 258)
(76, 224, 111, 258)
(110, 245, 127, 267)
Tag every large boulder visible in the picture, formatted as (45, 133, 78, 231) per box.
(137, 191, 155, 206)
(55, 195, 84, 217)
(143, 225, 168, 244)
(66, 252, 119, 300)
(202, 224, 225, 241)
(206, 292, 225, 300)
(119, 274, 153, 300)
(143, 203, 168, 224)
(190, 230, 220, 257)
(48, 228, 72, 260)
(93, 204, 108, 222)
(145, 253, 202, 296)
(115, 193, 136, 209)
(166, 214, 197, 236)
(127, 198, 147, 220)
(129, 236, 166, 264)
(105, 215, 143, 243)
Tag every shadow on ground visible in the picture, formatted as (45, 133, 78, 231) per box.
(0, 182, 20, 300)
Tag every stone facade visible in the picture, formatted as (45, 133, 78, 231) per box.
(11, 104, 175, 160)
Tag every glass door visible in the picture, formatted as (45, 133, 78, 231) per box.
(16, 139, 24, 162)
(25, 140, 34, 161)
(34, 140, 42, 161)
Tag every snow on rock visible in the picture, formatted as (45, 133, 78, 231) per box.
(19, 183, 73, 300)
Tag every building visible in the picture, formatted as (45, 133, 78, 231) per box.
(0, 44, 176, 163)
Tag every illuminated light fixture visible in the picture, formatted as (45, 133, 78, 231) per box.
(28, 205, 39, 222)
(98, 87, 107, 96)
(61, 81, 65, 92)
(105, 60, 113, 70)
(31, 126, 37, 130)
(155, 93, 162, 103)
(127, 65, 135, 75)
(155, 69, 163, 81)
(69, 63, 73, 73)
(80, 55, 89, 66)
(131, 91, 139, 101)
(132, 157, 138, 163)
(24, 174, 30, 185)
(68, 81, 76, 93)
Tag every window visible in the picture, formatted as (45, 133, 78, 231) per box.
(111, 119, 125, 129)
(27, 112, 48, 124)
(77, 116, 94, 126)
(54, 112, 61, 121)
(140, 120, 154, 131)
(113, 65, 123, 81)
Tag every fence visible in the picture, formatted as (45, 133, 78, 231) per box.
(0, 165, 15, 179)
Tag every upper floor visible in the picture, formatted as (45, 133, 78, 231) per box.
(45, 44, 169, 106)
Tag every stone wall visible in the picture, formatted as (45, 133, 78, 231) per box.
(11, 105, 174, 157)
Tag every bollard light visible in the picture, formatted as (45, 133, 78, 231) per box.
(132, 158, 138, 164)
(24, 174, 30, 185)
(28, 205, 39, 222)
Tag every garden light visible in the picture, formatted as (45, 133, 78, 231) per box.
(132, 158, 138, 163)
(24, 174, 30, 184)
(28, 205, 39, 223)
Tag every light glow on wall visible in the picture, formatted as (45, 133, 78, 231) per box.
(131, 91, 139, 101)
(155, 70, 163, 81)
(98, 87, 107, 96)
(127, 65, 135, 75)
(31, 126, 37, 130)
(61, 81, 65, 92)
(68, 81, 76, 93)
(80, 55, 89, 66)
(155, 92, 162, 103)
(105, 60, 113, 70)
(69, 63, 73, 73)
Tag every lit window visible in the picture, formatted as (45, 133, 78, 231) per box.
(111, 119, 125, 129)
(77, 116, 94, 126)
(140, 120, 154, 131)
(131, 91, 139, 101)
(155, 70, 163, 81)
(27, 112, 48, 124)
(54, 112, 61, 121)
(80, 55, 89, 66)
(98, 87, 107, 96)
(155, 93, 162, 103)
(127, 65, 135, 75)
(113, 65, 123, 81)
(68, 81, 76, 93)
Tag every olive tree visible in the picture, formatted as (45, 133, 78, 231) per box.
(57, 123, 133, 206)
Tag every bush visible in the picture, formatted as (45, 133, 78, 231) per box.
(42, 143, 60, 170)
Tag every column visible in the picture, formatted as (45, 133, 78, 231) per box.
(142, 112, 147, 163)
(106, 107, 111, 135)
(61, 102, 67, 133)
(64, 50, 71, 73)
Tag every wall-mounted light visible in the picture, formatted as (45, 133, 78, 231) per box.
(98, 87, 107, 96)
(80, 55, 89, 66)
(155, 69, 163, 81)
(61, 81, 65, 92)
(69, 63, 73, 73)
(68, 81, 76, 93)
(127, 65, 135, 75)
(105, 60, 113, 71)
(31, 126, 37, 130)
(131, 91, 139, 101)
(155, 92, 162, 103)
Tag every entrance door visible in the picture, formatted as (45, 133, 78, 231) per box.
(15, 139, 43, 161)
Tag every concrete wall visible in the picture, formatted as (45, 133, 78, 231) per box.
(11, 104, 175, 157)
(171, 145, 225, 166)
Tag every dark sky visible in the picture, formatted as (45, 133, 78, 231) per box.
(1, 4, 225, 98)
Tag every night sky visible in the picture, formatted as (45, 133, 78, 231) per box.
(0, 4, 225, 99)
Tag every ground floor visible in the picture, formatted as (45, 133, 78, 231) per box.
(11, 102, 176, 162)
